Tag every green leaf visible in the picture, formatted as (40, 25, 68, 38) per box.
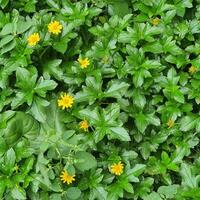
(0, 137, 7, 156)
(47, 0, 60, 10)
(4, 148, 16, 174)
(34, 78, 57, 97)
(3, 112, 39, 146)
(133, 70, 146, 87)
(1, 39, 16, 54)
(163, 37, 182, 55)
(104, 81, 129, 98)
(110, 127, 131, 141)
(143, 41, 163, 54)
(66, 187, 81, 200)
(135, 113, 149, 133)
(109, 1, 130, 17)
(75, 76, 102, 103)
(78, 107, 100, 124)
(25, 2, 36, 12)
(0, 178, 6, 198)
(104, 103, 120, 122)
(43, 59, 63, 80)
(147, 113, 160, 126)
(0, 35, 14, 48)
(0, 23, 13, 36)
(130, 164, 146, 177)
(180, 163, 198, 188)
(94, 128, 107, 143)
(53, 33, 77, 54)
(0, 0, 9, 9)
(11, 187, 26, 200)
(74, 151, 97, 171)
(143, 192, 162, 200)
(0, 110, 15, 129)
(180, 115, 198, 132)
(17, 20, 32, 34)
(158, 185, 179, 199)
(29, 97, 49, 122)
(50, 194, 62, 200)
(40, 100, 65, 136)
(11, 92, 27, 109)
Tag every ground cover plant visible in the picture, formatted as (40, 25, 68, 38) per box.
(0, 0, 200, 199)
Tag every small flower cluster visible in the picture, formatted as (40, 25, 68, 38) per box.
(60, 161, 124, 185)
(57, 93, 89, 131)
(58, 92, 125, 185)
(27, 20, 63, 46)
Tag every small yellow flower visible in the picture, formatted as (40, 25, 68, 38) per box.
(48, 21, 63, 35)
(110, 161, 124, 176)
(27, 33, 40, 46)
(167, 119, 174, 129)
(79, 120, 89, 131)
(60, 170, 75, 185)
(13, 164, 19, 173)
(189, 65, 197, 74)
(57, 93, 74, 109)
(102, 56, 109, 64)
(152, 17, 160, 26)
(78, 58, 90, 69)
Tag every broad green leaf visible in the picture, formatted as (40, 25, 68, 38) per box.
(74, 151, 97, 171)
(29, 97, 49, 122)
(47, 0, 60, 10)
(180, 163, 198, 188)
(11, 187, 26, 200)
(110, 127, 131, 141)
(53, 33, 77, 54)
(0, 137, 7, 156)
(0, 23, 13, 36)
(129, 164, 146, 177)
(66, 187, 81, 200)
(104, 103, 120, 122)
(135, 113, 149, 133)
(43, 59, 63, 80)
(104, 81, 129, 98)
(158, 185, 179, 199)
(0, 35, 14, 48)
(34, 78, 57, 97)
(78, 107, 100, 124)
(163, 37, 182, 55)
(0, 178, 6, 198)
(4, 148, 16, 174)
(1, 39, 16, 54)
(0, 0, 9, 9)
(133, 89, 146, 109)
(180, 115, 198, 131)
(17, 20, 32, 34)
(2, 112, 39, 146)
(143, 192, 162, 200)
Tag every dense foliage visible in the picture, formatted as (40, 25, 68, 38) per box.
(0, 0, 200, 199)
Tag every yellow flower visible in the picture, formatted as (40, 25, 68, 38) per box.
(102, 56, 109, 64)
(78, 58, 90, 69)
(167, 119, 174, 129)
(110, 161, 124, 176)
(60, 170, 75, 185)
(48, 21, 63, 35)
(57, 93, 74, 109)
(27, 33, 40, 46)
(189, 65, 197, 74)
(79, 120, 89, 131)
(13, 164, 19, 173)
(152, 17, 160, 26)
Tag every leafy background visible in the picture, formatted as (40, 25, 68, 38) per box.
(0, 0, 200, 199)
